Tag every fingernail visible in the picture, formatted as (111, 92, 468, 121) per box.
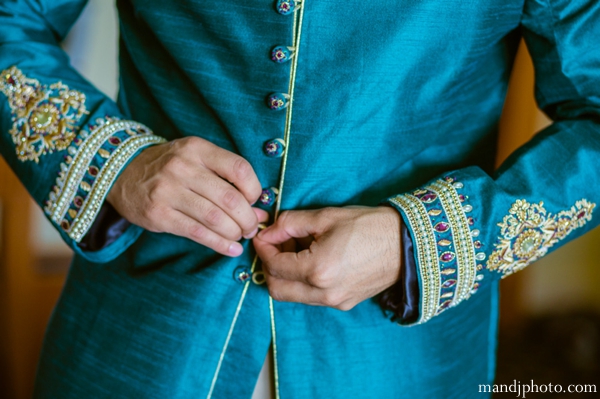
(228, 242, 243, 257)
(243, 227, 259, 239)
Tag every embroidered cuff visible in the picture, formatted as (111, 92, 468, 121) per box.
(388, 176, 486, 324)
(44, 117, 166, 243)
(0, 66, 87, 163)
(487, 199, 595, 277)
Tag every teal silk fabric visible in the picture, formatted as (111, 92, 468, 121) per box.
(1, 0, 599, 398)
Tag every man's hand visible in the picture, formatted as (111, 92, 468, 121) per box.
(253, 206, 402, 310)
(107, 136, 268, 257)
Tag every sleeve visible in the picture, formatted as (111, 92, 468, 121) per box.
(385, 0, 600, 325)
(0, 0, 165, 263)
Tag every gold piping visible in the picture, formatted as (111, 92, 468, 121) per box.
(274, 3, 305, 219)
(206, 255, 259, 399)
(269, 297, 281, 399)
(269, 4, 307, 398)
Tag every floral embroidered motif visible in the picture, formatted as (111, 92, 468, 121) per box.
(487, 199, 595, 277)
(44, 117, 165, 242)
(0, 66, 88, 163)
(389, 176, 483, 324)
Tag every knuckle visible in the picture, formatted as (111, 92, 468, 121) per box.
(223, 226, 242, 241)
(307, 267, 334, 288)
(143, 204, 165, 221)
(204, 206, 223, 226)
(277, 210, 291, 226)
(189, 224, 206, 241)
(268, 286, 283, 302)
(221, 189, 240, 210)
(337, 302, 354, 312)
(322, 291, 343, 308)
(182, 136, 205, 151)
(306, 272, 326, 288)
(232, 157, 252, 181)
(164, 156, 185, 173)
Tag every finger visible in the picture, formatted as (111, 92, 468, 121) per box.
(254, 236, 314, 282)
(188, 172, 259, 237)
(253, 207, 270, 224)
(174, 190, 243, 241)
(161, 209, 244, 257)
(258, 210, 320, 245)
(265, 273, 323, 306)
(200, 144, 262, 204)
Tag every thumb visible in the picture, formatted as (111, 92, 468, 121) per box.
(258, 210, 320, 245)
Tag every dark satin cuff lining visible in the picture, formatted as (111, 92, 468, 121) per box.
(79, 202, 131, 252)
(379, 222, 420, 324)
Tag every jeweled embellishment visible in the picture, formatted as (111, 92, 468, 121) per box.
(0, 66, 88, 162)
(487, 199, 596, 277)
(44, 117, 165, 242)
(271, 46, 294, 63)
(276, 0, 298, 15)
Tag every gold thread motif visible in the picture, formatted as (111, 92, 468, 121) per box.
(0, 66, 88, 163)
(487, 199, 595, 277)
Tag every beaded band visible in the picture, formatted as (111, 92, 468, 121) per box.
(388, 177, 482, 324)
(44, 117, 165, 242)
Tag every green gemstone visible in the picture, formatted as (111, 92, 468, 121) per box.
(520, 237, 537, 253)
(34, 109, 53, 127)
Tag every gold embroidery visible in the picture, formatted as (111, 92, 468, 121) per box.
(487, 199, 595, 277)
(0, 66, 87, 163)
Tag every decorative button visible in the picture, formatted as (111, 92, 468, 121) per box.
(275, 0, 300, 15)
(266, 93, 290, 111)
(271, 46, 294, 63)
(259, 187, 279, 206)
(233, 266, 252, 283)
(263, 138, 285, 158)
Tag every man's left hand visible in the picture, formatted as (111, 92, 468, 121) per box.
(253, 206, 402, 311)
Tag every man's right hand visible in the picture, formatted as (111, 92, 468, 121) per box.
(106, 136, 268, 257)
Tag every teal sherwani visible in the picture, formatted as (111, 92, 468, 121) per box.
(0, 0, 599, 398)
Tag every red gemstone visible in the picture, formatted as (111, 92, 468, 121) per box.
(468, 217, 474, 225)
(474, 240, 482, 249)
(108, 137, 121, 145)
(60, 220, 70, 231)
(459, 195, 466, 202)
(74, 196, 84, 208)
(577, 211, 586, 219)
(435, 222, 449, 233)
(441, 252, 455, 262)
(88, 166, 99, 176)
(439, 300, 452, 310)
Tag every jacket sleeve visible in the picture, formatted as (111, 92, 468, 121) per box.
(0, 0, 165, 263)
(386, 0, 600, 325)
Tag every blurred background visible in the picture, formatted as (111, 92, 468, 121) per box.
(0, 1, 599, 398)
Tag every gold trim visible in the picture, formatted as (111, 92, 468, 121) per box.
(273, 0, 306, 220)
(269, 297, 281, 399)
(207, 255, 259, 399)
